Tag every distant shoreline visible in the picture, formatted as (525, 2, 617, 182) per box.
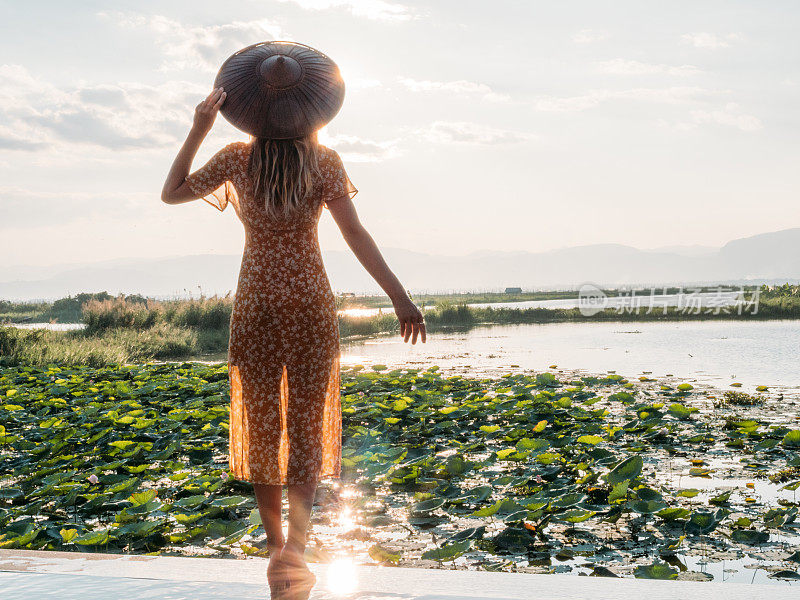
(1, 284, 797, 368)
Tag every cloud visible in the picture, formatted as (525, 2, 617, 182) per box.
(681, 32, 742, 49)
(349, 78, 382, 90)
(97, 11, 287, 71)
(0, 65, 206, 152)
(531, 87, 723, 112)
(419, 121, 532, 145)
(572, 29, 608, 44)
(0, 126, 47, 151)
(532, 85, 760, 133)
(689, 103, 762, 131)
(596, 59, 701, 77)
(276, 0, 415, 21)
(319, 131, 400, 162)
(398, 77, 510, 102)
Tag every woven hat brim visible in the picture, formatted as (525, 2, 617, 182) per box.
(214, 41, 345, 139)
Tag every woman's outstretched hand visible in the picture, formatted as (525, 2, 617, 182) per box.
(193, 87, 226, 135)
(394, 297, 426, 344)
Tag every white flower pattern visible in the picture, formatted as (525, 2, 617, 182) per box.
(185, 141, 358, 485)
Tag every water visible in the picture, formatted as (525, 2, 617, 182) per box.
(341, 319, 800, 394)
(2, 322, 86, 331)
(338, 291, 748, 317)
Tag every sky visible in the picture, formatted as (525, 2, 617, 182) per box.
(1, 0, 799, 268)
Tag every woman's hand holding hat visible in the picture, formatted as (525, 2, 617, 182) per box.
(193, 87, 226, 135)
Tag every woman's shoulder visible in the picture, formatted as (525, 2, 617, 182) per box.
(317, 144, 343, 168)
(318, 143, 342, 157)
(224, 140, 252, 157)
(221, 141, 252, 173)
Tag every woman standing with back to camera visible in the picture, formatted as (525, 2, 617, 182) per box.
(161, 42, 426, 599)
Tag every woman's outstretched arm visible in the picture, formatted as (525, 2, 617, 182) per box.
(327, 197, 426, 344)
(161, 87, 226, 204)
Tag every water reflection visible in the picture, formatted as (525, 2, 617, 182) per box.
(339, 506, 356, 530)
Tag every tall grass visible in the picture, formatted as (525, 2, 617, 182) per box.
(0, 323, 197, 368)
(83, 296, 232, 333)
(338, 312, 398, 338)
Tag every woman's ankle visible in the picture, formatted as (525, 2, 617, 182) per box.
(282, 538, 305, 556)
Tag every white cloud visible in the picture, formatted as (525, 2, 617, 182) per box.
(596, 59, 701, 77)
(349, 78, 382, 90)
(681, 32, 742, 49)
(0, 125, 47, 151)
(97, 12, 287, 71)
(689, 102, 762, 131)
(319, 131, 400, 162)
(0, 65, 206, 151)
(276, 0, 415, 21)
(418, 121, 532, 145)
(398, 77, 510, 102)
(532, 87, 723, 112)
(572, 29, 608, 44)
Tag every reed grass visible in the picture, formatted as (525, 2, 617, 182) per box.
(82, 296, 232, 333)
(0, 322, 197, 368)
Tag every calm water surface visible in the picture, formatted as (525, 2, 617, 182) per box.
(341, 319, 800, 394)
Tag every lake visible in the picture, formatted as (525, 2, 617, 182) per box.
(341, 319, 800, 395)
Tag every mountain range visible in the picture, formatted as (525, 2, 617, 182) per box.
(2, 228, 799, 301)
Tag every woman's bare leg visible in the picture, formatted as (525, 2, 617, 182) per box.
(253, 483, 284, 551)
(285, 476, 318, 553)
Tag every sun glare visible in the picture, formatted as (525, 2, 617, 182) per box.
(326, 557, 358, 595)
(338, 505, 356, 529)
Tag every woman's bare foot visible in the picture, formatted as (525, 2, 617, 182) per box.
(267, 545, 290, 599)
(280, 541, 316, 600)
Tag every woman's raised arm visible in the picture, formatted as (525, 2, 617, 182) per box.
(161, 87, 226, 204)
(327, 197, 426, 344)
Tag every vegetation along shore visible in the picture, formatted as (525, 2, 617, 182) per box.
(1, 284, 798, 367)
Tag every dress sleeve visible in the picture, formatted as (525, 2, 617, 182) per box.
(184, 142, 240, 213)
(321, 149, 358, 209)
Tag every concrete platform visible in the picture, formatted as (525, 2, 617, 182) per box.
(0, 549, 794, 600)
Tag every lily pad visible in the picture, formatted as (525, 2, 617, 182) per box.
(634, 562, 679, 579)
(421, 540, 471, 561)
(606, 455, 643, 485)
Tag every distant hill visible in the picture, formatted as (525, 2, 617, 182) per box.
(2, 228, 799, 301)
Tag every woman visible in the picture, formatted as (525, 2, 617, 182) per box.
(160, 53, 425, 599)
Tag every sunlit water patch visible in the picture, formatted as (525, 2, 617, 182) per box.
(341, 320, 800, 395)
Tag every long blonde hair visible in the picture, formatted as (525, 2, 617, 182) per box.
(248, 132, 321, 218)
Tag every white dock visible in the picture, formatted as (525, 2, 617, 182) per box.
(0, 549, 793, 600)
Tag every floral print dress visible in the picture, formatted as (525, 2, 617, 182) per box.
(185, 141, 357, 485)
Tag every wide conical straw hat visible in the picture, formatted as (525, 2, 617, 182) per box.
(214, 41, 346, 139)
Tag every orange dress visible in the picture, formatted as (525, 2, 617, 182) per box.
(185, 141, 357, 485)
